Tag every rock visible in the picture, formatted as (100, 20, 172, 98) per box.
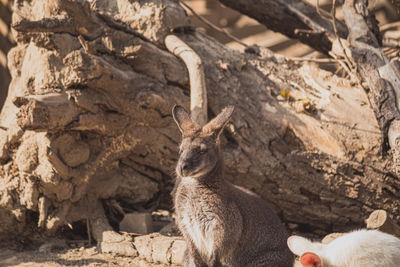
(134, 233, 153, 263)
(15, 132, 39, 172)
(134, 233, 186, 264)
(55, 134, 90, 167)
(321, 232, 345, 244)
(99, 240, 137, 256)
(120, 212, 153, 235)
(151, 234, 174, 263)
(170, 239, 186, 264)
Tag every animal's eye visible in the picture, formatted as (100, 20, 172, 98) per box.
(199, 144, 207, 154)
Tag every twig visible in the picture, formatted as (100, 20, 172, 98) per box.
(329, 0, 366, 92)
(380, 21, 400, 32)
(38, 197, 49, 228)
(294, 29, 325, 35)
(328, 51, 353, 78)
(165, 35, 208, 126)
(87, 217, 92, 246)
(178, 0, 248, 48)
(287, 57, 338, 63)
(331, 0, 354, 69)
(285, 4, 329, 37)
(316, 0, 321, 15)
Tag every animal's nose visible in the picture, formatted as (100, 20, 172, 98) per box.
(181, 162, 190, 172)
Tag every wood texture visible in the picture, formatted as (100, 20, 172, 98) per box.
(217, 0, 348, 54)
(0, 0, 399, 247)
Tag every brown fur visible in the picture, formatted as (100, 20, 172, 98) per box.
(172, 105, 294, 267)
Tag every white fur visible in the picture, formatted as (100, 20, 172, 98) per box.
(180, 177, 216, 259)
(288, 229, 400, 267)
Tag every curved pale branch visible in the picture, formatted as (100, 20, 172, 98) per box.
(165, 34, 208, 126)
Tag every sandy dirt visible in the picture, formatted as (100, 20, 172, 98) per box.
(0, 242, 173, 267)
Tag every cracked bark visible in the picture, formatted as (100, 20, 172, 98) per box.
(0, 0, 400, 252)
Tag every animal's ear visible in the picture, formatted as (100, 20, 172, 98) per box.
(202, 106, 234, 138)
(172, 105, 200, 136)
(300, 252, 322, 267)
(287, 236, 313, 256)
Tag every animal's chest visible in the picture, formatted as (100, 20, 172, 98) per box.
(175, 181, 221, 259)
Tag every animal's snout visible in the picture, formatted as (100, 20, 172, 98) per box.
(181, 162, 191, 172)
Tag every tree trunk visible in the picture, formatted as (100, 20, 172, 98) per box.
(218, 0, 348, 54)
(0, 0, 13, 110)
(1, 0, 399, 246)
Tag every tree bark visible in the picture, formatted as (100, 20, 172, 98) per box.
(217, 0, 348, 54)
(341, 0, 400, 170)
(0, 0, 13, 111)
(0, 0, 399, 246)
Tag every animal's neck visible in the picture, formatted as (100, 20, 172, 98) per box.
(199, 150, 224, 185)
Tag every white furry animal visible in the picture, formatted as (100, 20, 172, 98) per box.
(287, 229, 400, 267)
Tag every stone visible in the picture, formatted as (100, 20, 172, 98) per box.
(152, 235, 173, 263)
(99, 241, 137, 256)
(119, 212, 153, 235)
(134, 233, 153, 263)
(321, 232, 345, 244)
(170, 239, 186, 264)
(133, 233, 186, 265)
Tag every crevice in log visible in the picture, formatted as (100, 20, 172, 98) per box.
(94, 11, 151, 43)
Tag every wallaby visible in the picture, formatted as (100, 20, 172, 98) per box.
(172, 105, 294, 267)
(288, 229, 400, 267)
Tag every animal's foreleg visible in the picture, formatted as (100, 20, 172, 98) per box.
(183, 241, 207, 267)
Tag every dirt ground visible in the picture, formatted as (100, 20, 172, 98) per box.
(0, 242, 174, 267)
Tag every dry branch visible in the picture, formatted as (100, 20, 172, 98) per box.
(342, 0, 400, 170)
(179, 0, 248, 48)
(366, 210, 400, 239)
(165, 34, 207, 126)
(12, 16, 76, 34)
(218, 0, 348, 54)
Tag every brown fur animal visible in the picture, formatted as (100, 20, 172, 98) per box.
(172, 105, 293, 267)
